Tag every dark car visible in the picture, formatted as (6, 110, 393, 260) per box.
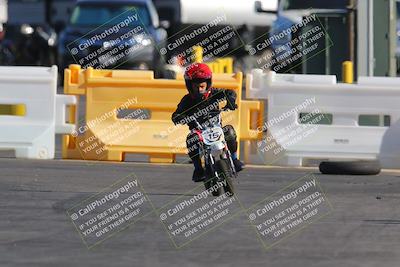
(5, 0, 59, 67)
(58, 0, 167, 76)
(6, 23, 57, 66)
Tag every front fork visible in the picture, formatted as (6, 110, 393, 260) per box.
(209, 154, 222, 181)
(203, 147, 237, 182)
(225, 149, 238, 179)
(202, 145, 222, 182)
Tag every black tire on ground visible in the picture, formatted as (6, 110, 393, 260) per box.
(216, 159, 235, 196)
(319, 161, 381, 175)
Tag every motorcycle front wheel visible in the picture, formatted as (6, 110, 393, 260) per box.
(204, 164, 222, 196)
(215, 159, 235, 196)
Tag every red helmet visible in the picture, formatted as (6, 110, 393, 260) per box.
(184, 63, 212, 97)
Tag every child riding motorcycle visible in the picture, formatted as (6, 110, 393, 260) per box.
(172, 63, 244, 182)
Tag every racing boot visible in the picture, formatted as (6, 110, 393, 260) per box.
(231, 152, 245, 172)
(233, 159, 245, 172)
(192, 156, 205, 182)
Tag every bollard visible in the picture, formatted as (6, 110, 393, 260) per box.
(193, 46, 203, 63)
(342, 61, 354, 84)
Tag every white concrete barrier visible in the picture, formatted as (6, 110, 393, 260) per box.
(0, 66, 76, 159)
(247, 69, 400, 169)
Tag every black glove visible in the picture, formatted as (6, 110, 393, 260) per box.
(223, 103, 237, 111)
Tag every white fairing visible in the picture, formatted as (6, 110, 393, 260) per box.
(210, 142, 225, 152)
(202, 127, 224, 146)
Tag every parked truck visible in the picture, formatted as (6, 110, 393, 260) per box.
(152, 0, 278, 73)
(256, 0, 351, 77)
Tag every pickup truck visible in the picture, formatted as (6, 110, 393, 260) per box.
(256, 0, 348, 74)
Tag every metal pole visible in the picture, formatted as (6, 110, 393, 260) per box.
(368, 0, 374, 75)
(348, 0, 355, 62)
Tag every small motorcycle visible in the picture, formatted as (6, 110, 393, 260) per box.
(192, 109, 237, 197)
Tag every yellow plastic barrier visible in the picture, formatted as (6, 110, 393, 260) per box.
(206, 58, 234, 74)
(208, 58, 234, 74)
(191, 46, 233, 74)
(62, 65, 263, 163)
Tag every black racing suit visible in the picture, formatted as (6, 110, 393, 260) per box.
(171, 88, 238, 163)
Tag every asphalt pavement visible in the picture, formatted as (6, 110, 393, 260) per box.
(0, 156, 399, 267)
